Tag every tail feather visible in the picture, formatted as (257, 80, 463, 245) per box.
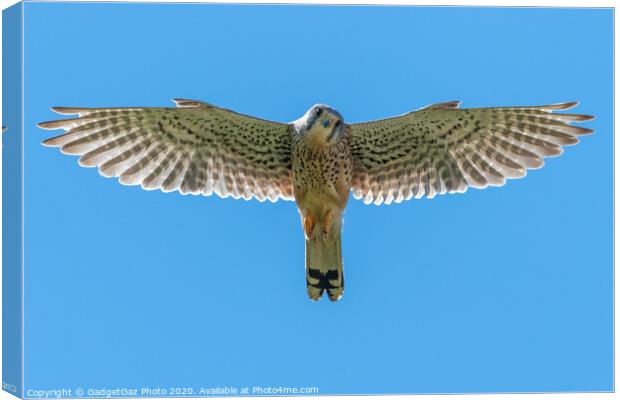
(306, 232, 344, 301)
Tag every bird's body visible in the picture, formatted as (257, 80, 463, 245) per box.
(39, 99, 594, 302)
(291, 105, 353, 300)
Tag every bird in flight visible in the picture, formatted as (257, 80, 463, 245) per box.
(39, 99, 594, 301)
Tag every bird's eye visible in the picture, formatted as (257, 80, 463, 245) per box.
(315, 108, 323, 116)
(335, 120, 342, 127)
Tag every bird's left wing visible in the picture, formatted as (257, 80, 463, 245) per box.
(39, 99, 294, 202)
(349, 101, 594, 205)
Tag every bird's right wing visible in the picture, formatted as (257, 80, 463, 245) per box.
(39, 99, 294, 202)
(349, 101, 594, 205)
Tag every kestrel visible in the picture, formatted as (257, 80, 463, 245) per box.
(39, 99, 594, 301)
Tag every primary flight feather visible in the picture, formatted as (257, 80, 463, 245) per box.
(39, 99, 594, 301)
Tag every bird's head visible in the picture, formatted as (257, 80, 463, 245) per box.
(295, 104, 346, 147)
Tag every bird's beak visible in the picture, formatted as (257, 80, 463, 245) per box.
(322, 118, 331, 128)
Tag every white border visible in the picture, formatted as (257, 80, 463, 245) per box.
(0, 1, 615, 400)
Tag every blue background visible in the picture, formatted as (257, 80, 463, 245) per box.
(21, 3, 612, 395)
(3, 3, 24, 397)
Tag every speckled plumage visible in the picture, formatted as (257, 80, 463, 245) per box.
(290, 106, 352, 301)
(39, 99, 594, 302)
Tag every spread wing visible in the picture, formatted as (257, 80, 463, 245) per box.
(349, 101, 594, 205)
(39, 99, 294, 202)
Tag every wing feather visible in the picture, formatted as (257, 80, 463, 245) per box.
(349, 101, 594, 205)
(39, 99, 294, 202)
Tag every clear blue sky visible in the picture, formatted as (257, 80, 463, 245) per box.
(22, 3, 612, 395)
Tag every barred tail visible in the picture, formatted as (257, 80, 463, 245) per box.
(305, 231, 344, 302)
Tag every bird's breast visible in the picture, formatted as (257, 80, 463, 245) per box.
(291, 137, 353, 209)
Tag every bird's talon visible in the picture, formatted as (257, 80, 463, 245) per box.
(323, 209, 334, 239)
(303, 213, 315, 240)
